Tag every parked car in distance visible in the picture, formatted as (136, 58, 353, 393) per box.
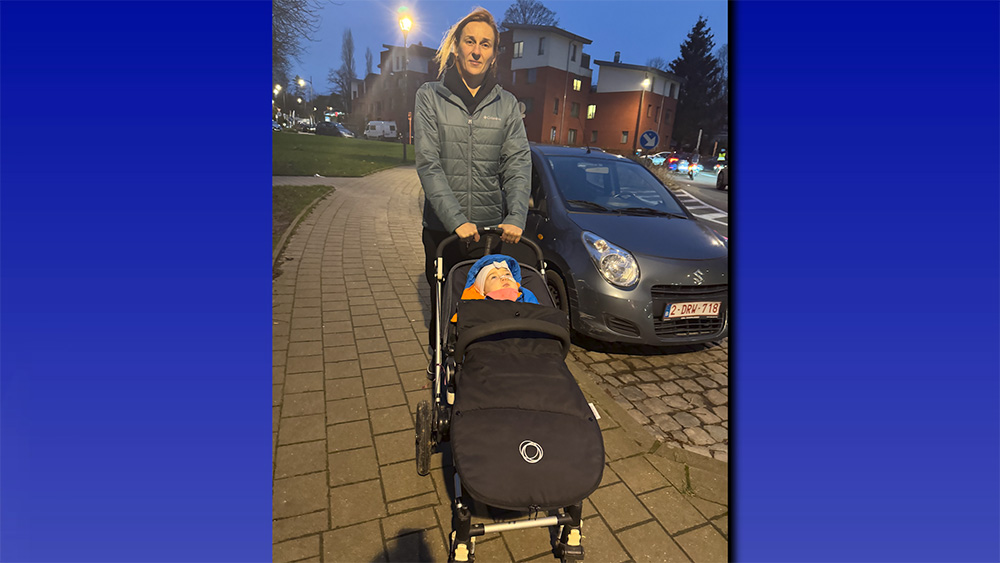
(272, 120, 282, 132)
(517, 144, 728, 346)
(716, 165, 728, 190)
(364, 121, 398, 141)
(646, 151, 672, 166)
(316, 122, 356, 138)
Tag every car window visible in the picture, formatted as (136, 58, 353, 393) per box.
(547, 156, 686, 216)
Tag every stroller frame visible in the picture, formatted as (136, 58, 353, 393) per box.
(415, 227, 588, 563)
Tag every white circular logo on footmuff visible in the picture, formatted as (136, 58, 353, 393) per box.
(519, 440, 544, 463)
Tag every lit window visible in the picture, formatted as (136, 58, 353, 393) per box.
(587, 104, 596, 119)
(573, 79, 582, 91)
(513, 41, 524, 58)
(621, 131, 628, 144)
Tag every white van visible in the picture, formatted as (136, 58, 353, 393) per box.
(364, 121, 398, 141)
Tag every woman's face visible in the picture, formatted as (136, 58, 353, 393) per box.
(483, 267, 515, 295)
(455, 21, 495, 81)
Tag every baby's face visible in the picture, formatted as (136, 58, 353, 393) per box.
(483, 267, 516, 295)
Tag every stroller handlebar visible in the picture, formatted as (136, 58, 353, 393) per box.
(435, 226, 546, 271)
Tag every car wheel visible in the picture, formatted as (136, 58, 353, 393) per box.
(545, 270, 569, 315)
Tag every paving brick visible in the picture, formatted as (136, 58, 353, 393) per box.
(273, 534, 320, 563)
(394, 354, 427, 373)
(357, 337, 391, 354)
(379, 461, 434, 502)
(617, 521, 689, 562)
(360, 351, 396, 370)
(601, 428, 647, 461)
(280, 414, 326, 445)
(291, 317, 323, 330)
(380, 507, 438, 539)
(363, 366, 401, 388)
(274, 384, 283, 407)
(275, 440, 327, 479)
(609, 456, 670, 495)
(384, 528, 449, 563)
(352, 325, 385, 340)
(289, 340, 323, 357)
(288, 355, 325, 374)
(329, 479, 387, 528)
(274, 472, 328, 519)
(705, 425, 727, 442)
(389, 340, 424, 358)
(501, 524, 555, 561)
(366, 384, 407, 409)
(385, 328, 417, 343)
(329, 447, 379, 486)
(274, 350, 287, 367)
(675, 523, 728, 563)
(577, 515, 630, 563)
(712, 514, 728, 538)
(353, 314, 383, 328)
(324, 345, 359, 363)
(370, 405, 413, 435)
(687, 495, 728, 520)
(589, 483, 651, 531)
(322, 518, 386, 562)
(284, 391, 325, 417)
(327, 420, 373, 452)
(639, 486, 710, 534)
(273, 509, 328, 543)
(326, 397, 368, 424)
(684, 427, 715, 446)
(387, 492, 440, 515)
(470, 536, 513, 562)
(325, 377, 365, 401)
(706, 389, 728, 406)
(325, 360, 360, 379)
(285, 372, 324, 394)
(375, 430, 416, 466)
(323, 321, 354, 335)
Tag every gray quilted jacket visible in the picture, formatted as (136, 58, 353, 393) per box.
(415, 80, 531, 233)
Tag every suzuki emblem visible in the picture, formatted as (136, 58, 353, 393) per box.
(692, 270, 705, 285)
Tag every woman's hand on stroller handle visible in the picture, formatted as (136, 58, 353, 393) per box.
(497, 224, 522, 244)
(455, 222, 480, 242)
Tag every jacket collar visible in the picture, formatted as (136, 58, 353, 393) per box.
(434, 66, 502, 115)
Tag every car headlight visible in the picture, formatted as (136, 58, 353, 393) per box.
(582, 231, 640, 288)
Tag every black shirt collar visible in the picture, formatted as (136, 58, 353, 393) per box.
(443, 60, 498, 115)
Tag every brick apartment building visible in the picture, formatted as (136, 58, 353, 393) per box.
(353, 25, 684, 155)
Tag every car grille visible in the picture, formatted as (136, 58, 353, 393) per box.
(605, 315, 640, 337)
(651, 284, 728, 339)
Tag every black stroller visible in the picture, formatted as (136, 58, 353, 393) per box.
(415, 227, 605, 563)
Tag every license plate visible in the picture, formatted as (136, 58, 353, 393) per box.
(663, 301, 721, 320)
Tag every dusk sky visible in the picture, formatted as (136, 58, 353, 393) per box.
(287, 0, 729, 95)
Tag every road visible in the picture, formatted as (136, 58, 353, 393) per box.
(661, 169, 729, 238)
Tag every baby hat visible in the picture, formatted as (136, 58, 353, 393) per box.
(473, 260, 512, 295)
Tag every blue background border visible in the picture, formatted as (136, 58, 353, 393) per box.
(1, 1, 997, 561)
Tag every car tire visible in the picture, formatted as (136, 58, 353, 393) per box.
(545, 270, 569, 315)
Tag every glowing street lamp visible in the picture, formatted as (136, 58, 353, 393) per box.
(632, 75, 651, 155)
(398, 7, 413, 161)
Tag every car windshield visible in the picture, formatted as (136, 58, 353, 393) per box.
(547, 156, 688, 217)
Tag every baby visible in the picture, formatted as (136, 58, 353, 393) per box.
(459, 254, 539, 304)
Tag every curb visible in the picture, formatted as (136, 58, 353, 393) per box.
(566, 355, 728, 477)
(271, 188, 334, 270)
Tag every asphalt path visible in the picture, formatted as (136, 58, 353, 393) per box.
(664, 170, 729, 238)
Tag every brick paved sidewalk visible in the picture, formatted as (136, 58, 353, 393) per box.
(273, 169, 729, 562)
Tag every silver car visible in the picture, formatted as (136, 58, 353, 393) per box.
(521, 144, 728, 346)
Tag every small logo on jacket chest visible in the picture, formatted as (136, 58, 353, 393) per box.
(482, 115, 501, 122)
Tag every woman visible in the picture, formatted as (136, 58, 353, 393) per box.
(415, 7, 531, 351)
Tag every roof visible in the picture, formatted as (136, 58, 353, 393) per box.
(502, 24, 592, 45)
(530, 143, 629, 160)
(593, 60, 684, 83)
(381, 43, 438, 57)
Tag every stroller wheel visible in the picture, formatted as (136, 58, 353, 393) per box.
(415, 400, 432, 476)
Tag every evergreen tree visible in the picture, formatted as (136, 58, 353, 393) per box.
(669, 17, 724, 153)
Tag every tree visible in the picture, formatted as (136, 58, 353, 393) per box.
(272, 0, 320, 86)
(329, 28, 357, 113)
(668, 16, 724, 153)
(365, 48, 374, 78)
(500, 0, 558, 29)
(646, 57, 668, 72)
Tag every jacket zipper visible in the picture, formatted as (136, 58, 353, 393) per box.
(467, 115, 473, 222)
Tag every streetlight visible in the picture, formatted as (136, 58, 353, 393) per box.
(632, 75, 651, 155)
(274, 84, 286, 118)
(297, 76, 315, 125)
(399, 7, 412, 162)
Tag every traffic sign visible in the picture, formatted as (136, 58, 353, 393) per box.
(639, 130, 659, 150)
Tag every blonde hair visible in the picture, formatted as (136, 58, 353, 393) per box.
(433, 7, 499, 78)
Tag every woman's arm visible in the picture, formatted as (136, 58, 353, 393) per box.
(414, 86, 468, 234)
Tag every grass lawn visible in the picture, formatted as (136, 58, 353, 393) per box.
(273, 185, 334, 251)
(273, 131, 415, 177)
